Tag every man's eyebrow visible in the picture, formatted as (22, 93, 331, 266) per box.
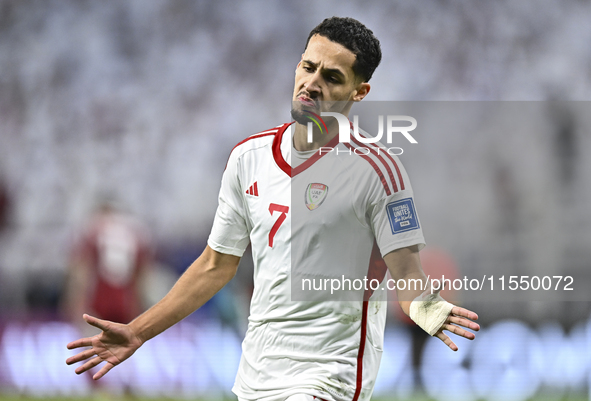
(302, 59, 346, 79)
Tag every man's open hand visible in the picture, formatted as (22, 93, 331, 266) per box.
(66, 314, 143, 380)
(434, 306, 480, 351)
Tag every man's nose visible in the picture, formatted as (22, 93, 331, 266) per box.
(304, 71, 322, 94)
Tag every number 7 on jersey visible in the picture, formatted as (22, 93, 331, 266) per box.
(269, 203, 289, 247)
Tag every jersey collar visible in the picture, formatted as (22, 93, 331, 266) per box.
(272, 122, 340, 178)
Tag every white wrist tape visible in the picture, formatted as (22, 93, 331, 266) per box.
(409, 290, 454, 336)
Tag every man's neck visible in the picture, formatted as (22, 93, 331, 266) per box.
(292, 122, 339, 152)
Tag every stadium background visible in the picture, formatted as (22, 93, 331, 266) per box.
(1, 0, 591, 400)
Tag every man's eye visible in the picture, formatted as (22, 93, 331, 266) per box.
(303, 66, 314, 72)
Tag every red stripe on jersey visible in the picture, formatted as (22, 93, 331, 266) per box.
(353, 242, 388, 401)
(352, 300, 369, 401)
(350, 136, 399, 193)
(232, 132, 278, 153)
(358, 133, 406, 191)
(226, 131, 278, 170)
(253, 181, 258, 196)
(392, 158, 405, 191)
(365, 241, 388, 300)
(344, 143, 392, 196)
(272, 123, 293, 177)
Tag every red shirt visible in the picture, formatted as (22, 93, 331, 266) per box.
(72, 212, 152, 323)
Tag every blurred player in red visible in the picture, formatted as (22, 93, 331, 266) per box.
(63, 199, 152, 326)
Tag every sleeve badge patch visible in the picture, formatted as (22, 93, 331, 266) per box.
(386, 198, 420, 234)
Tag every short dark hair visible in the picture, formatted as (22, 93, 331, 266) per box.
(305, 17, 382, 82)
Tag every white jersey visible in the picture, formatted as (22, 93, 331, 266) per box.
(208, 122, 425, 401)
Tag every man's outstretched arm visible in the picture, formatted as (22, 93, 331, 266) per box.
(66, 245, 240, 380)
(384, 245, 480, 351)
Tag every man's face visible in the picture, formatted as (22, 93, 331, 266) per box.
(291, 34, 369, 123)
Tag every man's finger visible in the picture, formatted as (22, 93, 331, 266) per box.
(443, 323, 475, 340)
(450, 306, 478, 321)
(66, 348, 96, 365)
(93, 362, 115, 380)
(83, 314, 110, 332)
(435, 331, 458, 351)
(66, 337, 93, 350)
(75, 356, 103, 375)
(447, 315, 481, 332)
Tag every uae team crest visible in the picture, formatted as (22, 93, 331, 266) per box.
(305, 183, 329, 210)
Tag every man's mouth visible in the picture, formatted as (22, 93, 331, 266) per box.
(298, 96, 316, 107)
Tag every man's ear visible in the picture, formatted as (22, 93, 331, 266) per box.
(352, 82, 371, 102)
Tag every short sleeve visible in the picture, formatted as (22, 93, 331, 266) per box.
(207, 150, 251, 257)
(370, 161, 426, 257)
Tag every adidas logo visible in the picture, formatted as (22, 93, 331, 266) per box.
(246, 181, 259, 196)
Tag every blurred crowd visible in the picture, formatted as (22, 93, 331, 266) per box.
(1, 0, 591, 330)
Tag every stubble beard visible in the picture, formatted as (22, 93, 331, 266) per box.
(291, 93, 320, 125)
(290, 106, 309, 125)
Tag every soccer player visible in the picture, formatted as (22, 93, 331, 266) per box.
(66, 17, 479, 401)
(62, 199, 152, 327)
